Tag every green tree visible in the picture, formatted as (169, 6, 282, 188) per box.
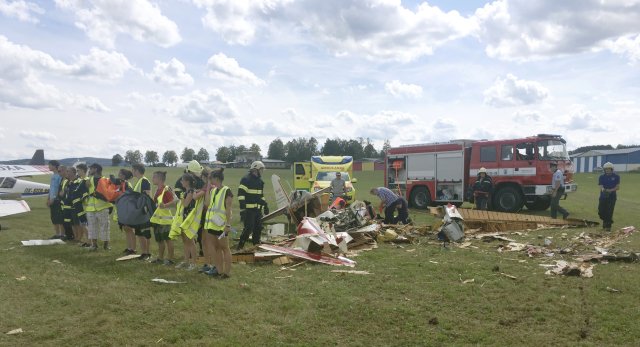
(345, 139, 364, 160)
(124, 150, 143, 165)
(162, 150, 178, 166)
(180, 147, 195, 162)
(112, 153, 123, 166)
(321, 138, 342, 155)
(195, 148, 209, 162)
(267, 138, 285, 160)
(363, 138, 377, 158)
(249, 143, 261, 155)
(216, 146, 232, 162)
(144, 150, 159, 165)
(380, 139, 391, 158)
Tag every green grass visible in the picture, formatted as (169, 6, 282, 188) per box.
(1, 169, 639, 346)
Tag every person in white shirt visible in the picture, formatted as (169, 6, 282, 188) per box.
(549, 162, 569, 219)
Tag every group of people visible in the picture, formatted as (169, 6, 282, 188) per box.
(471, 163, 621, 231)
(46, 160, 271, 279)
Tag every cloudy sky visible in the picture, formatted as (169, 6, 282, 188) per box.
(1, 0, 639, 160)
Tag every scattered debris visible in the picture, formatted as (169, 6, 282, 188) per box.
(275, 275, 293, 279)
(6, 328, 23, 335)
(499, 273, 518, 280)
(437, 204, 465, 243)
(15, 276, 26, 281)
(544, 261, 595, 278)
(51, 259, 62, 264)
(606, 287, 621, 293)
(151, 278, 186, 284)
(331, 270, 372, 275)
(21, 239, 65, 246)
(116, 254, 141, 261)
(428, 317, 439, 325)
(462, 278, 475, 284)
(272, 256, 293, 265)
(477, 233, 516, 243)
(260, 244, 356, 267)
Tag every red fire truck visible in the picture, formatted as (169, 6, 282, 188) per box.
(385, 134, 577, 212)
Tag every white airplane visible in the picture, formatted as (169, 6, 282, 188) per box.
(0, 165, 52, 198)
(0, 199, 31, 230)
(0, 151, 52, 229)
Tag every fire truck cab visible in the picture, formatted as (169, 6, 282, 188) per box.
(385, 134, 577, 212)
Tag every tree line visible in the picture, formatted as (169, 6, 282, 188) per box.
(112, 138, 391, 166)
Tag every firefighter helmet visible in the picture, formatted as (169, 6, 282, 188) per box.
(479, 167, 487, 173)
(603, 162, 614, 170)
(250, 161, 265, 170)
(186, 160, 203, 175)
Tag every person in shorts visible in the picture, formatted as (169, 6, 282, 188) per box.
(149, 171, 176, 265)
(46, 160, 64, 239)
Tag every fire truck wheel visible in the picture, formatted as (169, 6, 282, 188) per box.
(525, 198, 551, 211)
(409, 186, 431, 209)
(492, 186, 523, 212)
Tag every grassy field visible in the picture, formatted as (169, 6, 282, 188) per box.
(1, 169, 639, 346)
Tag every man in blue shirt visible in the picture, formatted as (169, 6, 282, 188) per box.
(46, 160, 64, 239)
(370, 187, 409, 224)
(598, 162, 620, 232)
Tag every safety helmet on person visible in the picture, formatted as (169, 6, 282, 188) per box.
(186, 160, 203, 175)
(603, 162, 614, 170)
(479, 167, 487, 173)
(250, 161, 265, 171)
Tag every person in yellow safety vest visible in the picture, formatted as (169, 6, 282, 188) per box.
(113, 169, 135, 254)
(171, 172, 205, 271)
(149, 171, 177, 265)
(58, 165, 74, 241)
(75, 164, 91, 247)
(131, 164, 153, 261)
(237, 161, 269, 250)
(86, 163, 113, 251)
(203, 168, 234, 278)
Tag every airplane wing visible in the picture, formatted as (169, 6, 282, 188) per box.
(0, 164, 51, 177)
(262, 186, 330, 222)
(272, 174, 291, 210)
(0, 199, 31, 218)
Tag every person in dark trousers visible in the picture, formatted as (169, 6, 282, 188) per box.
(237, 161, 269, 250)
(549, 162, 569, 220)
(598, 162, 620, 232)
(472, 167, 493, 210)
(370, 187, 409, 224)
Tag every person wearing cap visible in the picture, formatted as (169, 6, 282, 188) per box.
(472, 167, 493, 210)
(329, 171, 347, 204)
(237, 161, 269, 250)
(549, 162, 569, 220)
(598, 162, 620, 231)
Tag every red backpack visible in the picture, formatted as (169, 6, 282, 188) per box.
(95, 177, 126, 202)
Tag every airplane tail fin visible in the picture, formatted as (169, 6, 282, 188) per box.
(29, 149, 45, 165)
(271, 174, 291, 210)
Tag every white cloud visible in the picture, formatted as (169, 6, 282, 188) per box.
(193, 0, 476, 62)
(564, 107, 607, 132)
(55, 0, 181, 48)
(164, 89, 238, 123)
(0, 0, 43, 23)
(19, 130, 57, 141)
(513, 109, 542, 122)
(484, 74, 549, 107)
(474, 0, 640, 61)
(0, 35, 111, 111)
(604, 34, 640, 64)
(148, 58, 194, 87)
(207, 53, 265, 86)
(70, 48, 134, 80)
(384, 80, 423, 98)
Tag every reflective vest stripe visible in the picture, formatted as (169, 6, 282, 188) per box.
(134, 177, 149, 193)
(150, 186, 174, 225)
(204, 186, 228, 231)
(239, 184, 262, 195)
(169, 200, 184, 240)
(244, 203, 261, 208)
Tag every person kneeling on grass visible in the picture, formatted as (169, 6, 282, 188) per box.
(169, 173, 205, 271)
(150, 171, 177, 265)
(203, 168, 233, 279)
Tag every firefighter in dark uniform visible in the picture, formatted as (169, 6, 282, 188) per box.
(472, 167, 493, 210)
(598, 162, 620, 232)
(237, 161, 269, 250)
